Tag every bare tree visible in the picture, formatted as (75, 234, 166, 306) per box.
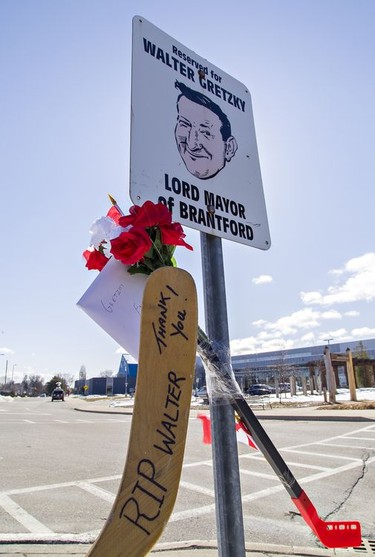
(62, 373, 75, 388)
(354, 341, 373, 387)
(21, 375, 29, 395)
(274, 350, 294, 399)
(79, 365, 87, 381)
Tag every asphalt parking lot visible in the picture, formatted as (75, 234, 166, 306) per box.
(0, 398, 375, 557)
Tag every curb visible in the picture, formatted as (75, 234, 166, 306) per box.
(259, 414, 375, 422)
(0, 540, 363, 557)
(71, 404, 375, 422)
(73, 406, 133, 416)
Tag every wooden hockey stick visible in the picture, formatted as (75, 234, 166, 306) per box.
(86, 267, 198, 557)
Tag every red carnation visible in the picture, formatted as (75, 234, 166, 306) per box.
(83, 248, 109, 271)
(119, 201, 171, 228)
(160, 222, 193, 250)
(110, 227, 152, 265)
(117, 204, 140, 227)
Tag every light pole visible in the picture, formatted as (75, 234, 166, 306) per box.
(4, 359, 8, 386)
(124, 355, 129, 396)
(0, 354, 4, 386)
(120, 353, 130, 396)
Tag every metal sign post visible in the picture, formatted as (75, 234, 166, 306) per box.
(201, 232, 246, 556)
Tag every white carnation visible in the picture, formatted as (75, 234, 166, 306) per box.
(89, 216, 127, 257)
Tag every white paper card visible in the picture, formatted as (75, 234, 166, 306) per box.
(77, 258, 148, 359)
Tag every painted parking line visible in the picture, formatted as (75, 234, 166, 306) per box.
(0, 494, 53, 534)
(239, 469, 278, 480)
(170, 453, 375, 523)
(241, 449, 359, 471)
(0, 418, 131, 425)
(2, 453, 375, 532)
(291, 455, 375, 490)
(1, 424, 374, 537)
(1, 475, 122, 497)
(318, 442, 374, 450)
(183, 460, 213, 468)
(1, 410, 51, 414)
(282, 449, 362, 462)
(277, 424, 375, 452)
(273, 460, 330, 471)
(76, 482, 115, 503)
(342, 436, 375, 441)
(179, 480, 215, 498)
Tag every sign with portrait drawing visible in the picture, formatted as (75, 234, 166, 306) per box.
(130, 16, 271, 250)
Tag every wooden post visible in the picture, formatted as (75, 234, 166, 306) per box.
(275, 378, 280, 397)
(309, 364, 315, 394)
(290, 376, 296, 396)
(346, 348, 357, 402)
(323, 347, 336, 403)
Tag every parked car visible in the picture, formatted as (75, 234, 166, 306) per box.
(246, 384, 273, 396)
(195, 386, 208, 397)
(51, 388, 65, 402)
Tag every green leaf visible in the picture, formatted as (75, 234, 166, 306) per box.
(127, 263, 152, 276)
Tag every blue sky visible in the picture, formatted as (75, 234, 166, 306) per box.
(1, 0, 374, 383)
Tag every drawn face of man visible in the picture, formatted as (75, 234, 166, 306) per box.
(175, 96, 237, 180)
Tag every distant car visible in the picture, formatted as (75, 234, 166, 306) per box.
(51, 388, 65, 402)
(246, 384, 272, 396)
(278, 383, 290, 393)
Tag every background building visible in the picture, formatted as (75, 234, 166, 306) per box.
(74, 354, 138, 396)
(232, 338, 375, 392)
(74, 339, 375, 396)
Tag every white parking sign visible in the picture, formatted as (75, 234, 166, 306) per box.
(130, 16, 271, 250)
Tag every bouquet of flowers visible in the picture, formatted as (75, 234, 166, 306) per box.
(83, 200, 193, 275)
(81, 198, 239, 400)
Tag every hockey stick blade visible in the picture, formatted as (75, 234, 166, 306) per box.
(292, 490, 361, 549)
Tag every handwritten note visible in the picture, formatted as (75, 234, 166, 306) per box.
(77, 258, 148, 359)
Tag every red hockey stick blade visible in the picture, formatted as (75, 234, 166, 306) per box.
(292, 491, 361, 548)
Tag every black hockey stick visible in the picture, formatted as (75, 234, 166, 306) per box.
(197, 330, 361, 549)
